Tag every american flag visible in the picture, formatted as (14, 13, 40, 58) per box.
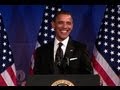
(30, 5, 62, 75)
(92, 5, 120, 86)
(0, 13, 17, 86)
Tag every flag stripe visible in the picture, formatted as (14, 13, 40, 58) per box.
(1, 70, 15, 86)
(0, 75, 7, 86)
(92, 49, 115, 86)
(11, 64, 16, 78)
(7, 64, 17, 85)
(92, 67, 107, 86)
(93, 46, 120, 86)
(92, 56, 113, 86)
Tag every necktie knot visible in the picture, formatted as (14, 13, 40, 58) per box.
(58, 42, 63, 47)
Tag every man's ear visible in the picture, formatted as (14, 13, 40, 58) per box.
(51, 21, 55, 29)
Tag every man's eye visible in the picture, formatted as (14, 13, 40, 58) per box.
(57, 21, 63, 24)
(67, 22, 72, 25)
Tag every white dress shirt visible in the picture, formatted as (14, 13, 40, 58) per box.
(54, 37, 69, 62)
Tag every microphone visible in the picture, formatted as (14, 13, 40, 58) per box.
(65, 57, 69, 66)
(56, 57, 70, 74)
(59, 57, 69, 73)
(57, 57, 69, 67)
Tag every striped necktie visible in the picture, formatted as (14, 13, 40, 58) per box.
(55, 42, 63, 66)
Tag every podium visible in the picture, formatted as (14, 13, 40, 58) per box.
(26, 75, 100, 86)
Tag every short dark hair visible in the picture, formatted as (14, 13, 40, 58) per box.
(52, 10, 73, 22)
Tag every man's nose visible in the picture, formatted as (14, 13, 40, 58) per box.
(63, 23, 67, 28)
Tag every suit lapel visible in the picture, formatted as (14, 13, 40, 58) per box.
(64, 38, 75, 59)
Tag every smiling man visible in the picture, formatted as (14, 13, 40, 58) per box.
(33, 10, 93, 75)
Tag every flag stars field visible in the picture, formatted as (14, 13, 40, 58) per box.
(0, 14, 17, 86)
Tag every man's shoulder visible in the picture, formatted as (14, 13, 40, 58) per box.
(36, 41, 54, 50)
(71, 40, 87, 49)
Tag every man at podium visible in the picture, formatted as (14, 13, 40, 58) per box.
(33, 10, 93, 75)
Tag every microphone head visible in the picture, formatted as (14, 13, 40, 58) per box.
(65, 57, 69, 66)
(60, 57, 69, 69)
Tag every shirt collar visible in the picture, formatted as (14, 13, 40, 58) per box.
(54, 37, 69, 47)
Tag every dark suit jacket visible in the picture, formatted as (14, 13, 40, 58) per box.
(33, 38, 93, 74)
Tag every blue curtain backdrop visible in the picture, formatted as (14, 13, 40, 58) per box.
(0, 5, 106, 81)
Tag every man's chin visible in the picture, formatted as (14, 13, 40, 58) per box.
(60, 37, 68, 40)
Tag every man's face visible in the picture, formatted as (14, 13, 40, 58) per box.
(52, 14, 73, 41)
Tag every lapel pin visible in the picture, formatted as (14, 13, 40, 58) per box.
(70, 49, 73, 52)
